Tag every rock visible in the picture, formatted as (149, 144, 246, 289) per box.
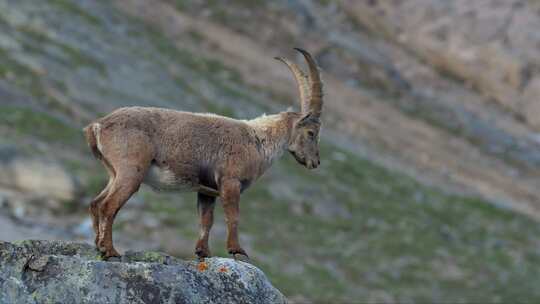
(522, 77, 540, 130)
(0, 146, 82, 202)
(344, 0, 540, 130)
(0, 240, 286, 304)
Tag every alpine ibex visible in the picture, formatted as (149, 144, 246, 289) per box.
(84, 48, 323, 259)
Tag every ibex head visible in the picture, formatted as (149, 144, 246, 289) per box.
(276, 48, 323, 170)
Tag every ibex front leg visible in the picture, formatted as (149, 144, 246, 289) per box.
(195, 193, 216, 259)
(220, 178, 248, 260)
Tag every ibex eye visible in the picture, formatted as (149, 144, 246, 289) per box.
(307, 131, 315, 138)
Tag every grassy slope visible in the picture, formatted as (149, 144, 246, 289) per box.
(144, 142, 540, 302)
(0, 1, 539, 302)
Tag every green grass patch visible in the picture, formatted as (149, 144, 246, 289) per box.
(0, 105, 82, 146)
(0, 48, 45, 98)
(49, 0, 102, 26)
(16, 25, 106, 74)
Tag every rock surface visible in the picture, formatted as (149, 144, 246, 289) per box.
(343, 0, 540, 129)
(0, 240, 286, 304)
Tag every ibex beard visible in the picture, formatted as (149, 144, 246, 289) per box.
(83, 48, 324, 259)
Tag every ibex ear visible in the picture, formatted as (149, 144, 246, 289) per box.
(296, 111, 319, 127)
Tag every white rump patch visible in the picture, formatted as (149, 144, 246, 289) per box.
(93, 123, 103, 152)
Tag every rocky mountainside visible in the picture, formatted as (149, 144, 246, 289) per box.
(1, 0, 540, 302)
(0, 240, 285, 304)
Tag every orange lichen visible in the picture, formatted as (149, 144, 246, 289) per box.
(197, 261, 208, 272)
(218, 266, 228, 273)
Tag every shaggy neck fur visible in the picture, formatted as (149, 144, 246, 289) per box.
(246, 111, 299, 167)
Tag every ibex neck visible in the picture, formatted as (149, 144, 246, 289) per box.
(246, 112, 298, 167)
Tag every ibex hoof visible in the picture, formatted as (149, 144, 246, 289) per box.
(100, 248, 121, 260)
(228, 248, 249, 262)
(107, 256, 121, 262)
(195, 247, 211, 260)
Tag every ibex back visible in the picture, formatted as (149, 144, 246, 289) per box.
(84, 48, 324, 259)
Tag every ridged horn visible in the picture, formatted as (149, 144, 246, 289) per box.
(274, 56, 310, 113)
(294, 48, 323, 119)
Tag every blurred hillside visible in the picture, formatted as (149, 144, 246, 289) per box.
(1, 0, 540, 302)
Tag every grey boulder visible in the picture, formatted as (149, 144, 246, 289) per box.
(0, 240, 286, 304)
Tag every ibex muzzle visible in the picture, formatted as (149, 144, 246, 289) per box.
(84, 48, 324, 259)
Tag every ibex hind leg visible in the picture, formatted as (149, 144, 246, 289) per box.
(96, 157, 153, 256)
(88, 160, 115, 246)
(96, 165, 148, 258)
(89, 180, 110, 246)
(93, 128, 154, 258)
(89, 157, 116, 246)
